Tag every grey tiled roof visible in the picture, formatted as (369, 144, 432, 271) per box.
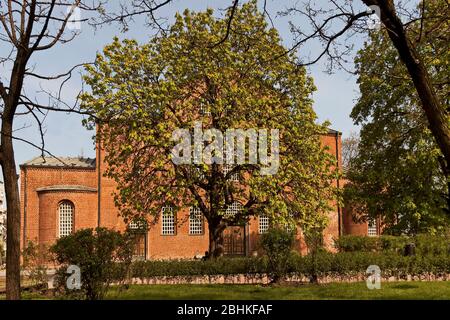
(22, 156, 96, 168)
(327, 128, 341, 135)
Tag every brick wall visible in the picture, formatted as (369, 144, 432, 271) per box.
(20, 166, 97, 247)
(20, 131, 353, 259)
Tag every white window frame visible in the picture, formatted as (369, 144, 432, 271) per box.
(58, 201, 74, 238)
(161, 206, 175, 235)
(128, 219, 146, 231)
(223, 164, 239, 182)
(224, 201, 242, 219)
(259, 215, 269, 234)
(368, 219, 378, 237)
(189, 207, 203, 235)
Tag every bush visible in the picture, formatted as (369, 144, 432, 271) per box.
(51, 228, 134, 300)
(128, 257, 268, 280)
(414, 234, 450, 256)
(334, 235, 381, 252)
(21, 241, 51, 292)
(334, 234, 449, 255)
(255, 228, 294, 283)
(0, 240, 5, 268)
(125, 252, 450, 282)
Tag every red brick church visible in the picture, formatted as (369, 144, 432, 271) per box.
(20, 129, 376, 260)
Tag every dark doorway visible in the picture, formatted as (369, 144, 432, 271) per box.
(131, 232, 147, 260)
(223, 226, 245, 256)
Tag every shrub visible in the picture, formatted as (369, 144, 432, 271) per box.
(51, 228, 134, 300)
(125, 252, 450, 282)
(257, 228, 295, 283)
(379, 235, 409, 253)
(334, 234, 448, 255)
(334, 235, 380, 252)
(414, 234, 450, 256)
(128, 257, 268, 279)
(0, 240, 5, 268)
(21, 241, 51, 292)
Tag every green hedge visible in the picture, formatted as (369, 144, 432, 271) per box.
(122, 252, 450, 281)
(129, 257, 268, 279)
(334, 234, 450, 255)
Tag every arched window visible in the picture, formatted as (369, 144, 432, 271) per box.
(58, 201, 74, 237)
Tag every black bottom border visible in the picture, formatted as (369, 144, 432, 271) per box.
(1, 300, 449, 319)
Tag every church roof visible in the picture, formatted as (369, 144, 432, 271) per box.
(21, 156, 96, 169)
(327, 128, 341, 135)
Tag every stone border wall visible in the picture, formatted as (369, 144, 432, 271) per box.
(126, 273, 450, 285)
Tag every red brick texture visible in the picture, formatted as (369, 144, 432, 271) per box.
(20, 132, 366, 259)
(20, 166, 97, 248)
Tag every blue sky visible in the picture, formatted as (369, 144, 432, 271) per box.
(11, 0, 367, 166)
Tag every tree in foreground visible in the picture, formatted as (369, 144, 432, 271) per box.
(344, 0, 449, 235)
(81, 2, 338, 258)
(260, 227, 295, 284)
(0, 0, 102, 300)
(108, 1, 450, 190)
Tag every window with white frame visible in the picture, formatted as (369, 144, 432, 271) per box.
(224, 201, 242, 219)
(223, 164, 239, 182)
(161, 206, 175, 235)
(189, 207, 203, 235)
(259, 215, 269, 234)
(128, 218, 146, 231)
(58, 201, 74, 237)
(368, 220, 377, 237)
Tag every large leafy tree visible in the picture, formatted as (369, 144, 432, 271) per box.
(95, 0, 450, 198)
(81, 2, 338, 257)
(345, 0, 449, 235)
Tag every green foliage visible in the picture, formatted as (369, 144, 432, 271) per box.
(334, 235, 403, 253)
(50, 228, 134, 300)
(129, 257, 267, 280)
(21, 241, 51, 292)
(259, 227, 295, 282)
(0, 241, 5, 267)
(80, 1, 337, 256)
(414, 234, 450, 256)
(124, 252, 450, 281)
(334, 235, 450, 256)
(345, 0, 450, 234)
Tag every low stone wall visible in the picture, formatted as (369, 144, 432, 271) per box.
(126, 273, 450, 285)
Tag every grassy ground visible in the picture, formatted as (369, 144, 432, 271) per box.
(1, 281, 449, 300)
(106, 282, 450, 300)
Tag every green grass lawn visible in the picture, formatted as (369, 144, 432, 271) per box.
(2, 281, 449, 300)
(106, 282, 450, 300)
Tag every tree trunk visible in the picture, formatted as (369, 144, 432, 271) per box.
(207, 222, 226, 258)
(362, 0, 450, 173)
(1, 121, 21, 300)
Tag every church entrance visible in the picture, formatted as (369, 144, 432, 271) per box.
(223, 226, 246, 256)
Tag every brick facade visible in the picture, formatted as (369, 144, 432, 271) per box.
(20, 130, 370, 259)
